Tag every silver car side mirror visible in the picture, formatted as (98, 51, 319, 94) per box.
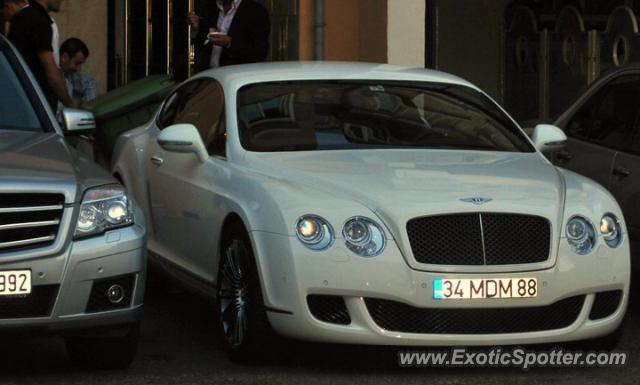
(532, 124, 567, 152)
(158, 123, 209, 163)
(61, 108, 96, 134)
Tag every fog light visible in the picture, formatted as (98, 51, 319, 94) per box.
(107, 284, 125, 304)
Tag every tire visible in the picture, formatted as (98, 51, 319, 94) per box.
(65, 323, 140, 369)
(216, 222, 277, 363)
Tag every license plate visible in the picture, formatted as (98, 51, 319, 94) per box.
(0, 270, 31, 296)
(433, 278, 537, 300)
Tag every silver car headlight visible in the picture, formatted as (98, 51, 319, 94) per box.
(75, 184, 134, 238)
(342, 217, 386, 257)
(296, 215, 334, 251)
(600, 214, 623, 248)
(566, 216, 596, 255)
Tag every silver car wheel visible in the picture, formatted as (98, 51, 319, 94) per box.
(219, 240, 249, 348)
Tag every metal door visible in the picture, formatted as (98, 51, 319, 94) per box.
(109, 0, 192, 87)
(549, 6, 590, 119)
(600, 6, 640, 75)
(262, 0, 299, 61)
(505, 6, 543, 122)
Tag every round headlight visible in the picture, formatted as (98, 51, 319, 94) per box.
(296, 215, 334, 250)
(343, 220, 371, 245)
(566, 216, 596, 255)
(76, 206, 101, 233)
(343, 217, 386, 257)
(106, 201, 129, 224)
(600, 214, 622, 248)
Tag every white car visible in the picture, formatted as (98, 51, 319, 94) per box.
(112, 62, 630, 361)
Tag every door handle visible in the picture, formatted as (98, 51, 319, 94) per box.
(556, 150, 573, 162)
(612, 166, 631, 178)
(151, 156, 164, 166)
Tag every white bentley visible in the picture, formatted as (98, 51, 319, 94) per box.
(112, 62, 630, 361)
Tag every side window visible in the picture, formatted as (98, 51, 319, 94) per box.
(156, 81, 200, 129)
(173, 79, 226, 157)
(566, 75, 640, 150)
(156, 91, 181, 129)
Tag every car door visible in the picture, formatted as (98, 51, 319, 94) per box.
(146, 81, 194, 265)
(609, 118, 640, 259)
(147, 78, 228, 282)
(551, 74, 640, 190)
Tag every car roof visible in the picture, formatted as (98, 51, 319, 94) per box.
(195, 61, 480, 91)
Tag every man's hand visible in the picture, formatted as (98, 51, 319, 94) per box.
(188, 11, 200, 30)
(210, 34, 232, 48)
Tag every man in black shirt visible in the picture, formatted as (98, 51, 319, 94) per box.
(8, 0, 76, 110)
(188, 0, 270, 73)
(2, 0, 28, 23)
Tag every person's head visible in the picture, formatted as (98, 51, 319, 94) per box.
(2, 0, 27, 21)
(60, 38, 90, 74)
(35, 0, 63, 12)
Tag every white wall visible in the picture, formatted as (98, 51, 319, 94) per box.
(387, 0, 425, 67)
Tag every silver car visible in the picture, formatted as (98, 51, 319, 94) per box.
(0, 35, 146, 368)
(550, 64, 640, 269)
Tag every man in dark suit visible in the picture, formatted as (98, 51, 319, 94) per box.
(188, 0, 270, 73)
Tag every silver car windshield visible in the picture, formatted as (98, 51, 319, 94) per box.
(237, 81, 534, 153)
(0, 52, 43, 132)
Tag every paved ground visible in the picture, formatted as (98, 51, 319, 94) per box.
(0, 272, 638, 385)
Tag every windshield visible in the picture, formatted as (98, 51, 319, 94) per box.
(0, 51, 43, 132)
(237, 81, 534, 153)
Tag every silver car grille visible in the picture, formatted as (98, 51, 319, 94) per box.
(0, 193, 65, 253)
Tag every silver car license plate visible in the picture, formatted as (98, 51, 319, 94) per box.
(0, 270, 32, 296)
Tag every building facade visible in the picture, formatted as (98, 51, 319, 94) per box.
(3, 0, 639, 125)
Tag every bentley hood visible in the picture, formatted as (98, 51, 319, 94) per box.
(248, 149, 565, 227)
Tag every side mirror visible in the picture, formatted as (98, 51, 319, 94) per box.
(532, 124, 567, 152)
(61, 108, 96, 135)
(157, 124, 208, 163)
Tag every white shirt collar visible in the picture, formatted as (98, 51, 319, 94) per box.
(216, 0, 242, 13)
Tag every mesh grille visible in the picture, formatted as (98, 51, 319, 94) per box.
(0, 285, 59, 319)
(86, 275, 135, 313)
(407, 213, 551, 266)
(406, 213, 484, 265)
(307, 295, 351, 325)
(365, 296, 584, 334)
(589, 291, 623, 320)
(0, 193, 65, 254)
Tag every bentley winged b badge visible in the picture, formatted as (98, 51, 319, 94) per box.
(460, 197, 493, 205)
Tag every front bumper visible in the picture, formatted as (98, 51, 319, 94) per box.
(0, 223, 146, 334)
(252, 231, 630, 346)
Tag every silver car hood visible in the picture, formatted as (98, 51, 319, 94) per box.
(0, 131, 114, 203)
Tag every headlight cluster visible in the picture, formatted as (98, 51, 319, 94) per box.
(75, 185, 134, 238)
(565, 214, 623, 254)
(600, 214, 623, 248)
(296, 215, 386, 257)
(295, 215, 334, 250)
(343, 217, 386, 257)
